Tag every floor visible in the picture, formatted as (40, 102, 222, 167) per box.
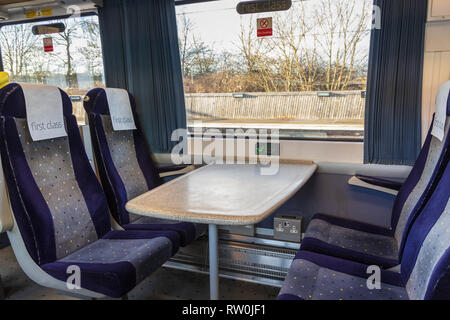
(0, 245, 279, 300)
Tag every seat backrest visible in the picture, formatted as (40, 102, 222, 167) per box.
(83, 88, 162, 225)
(401, 156, 450, 300)
(0, 83, 111, 266)
(392, 88, 450, 255)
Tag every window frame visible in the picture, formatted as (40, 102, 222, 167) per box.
(0, 11, 99, 72)
(175, 0, 370, 144)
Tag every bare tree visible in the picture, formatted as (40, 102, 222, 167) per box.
(179, 13, 195, 77)
(237, 21, 277, 92)
(315, 0, 371, 90)
(52, 19, 80, 90)
(178, 0, 371, 93)
(0, 24, 39, 79)
(29, 45, 51, 84)
(79, 18, 103, 86)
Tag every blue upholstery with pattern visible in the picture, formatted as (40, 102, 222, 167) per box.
(0, 83, 181, 298)
(302, 99, 450, 267)
(84, 88, 206, 246)
(278, 251, 407, 300)
(279, 158, 450, 300)
(303, 215, 398, 267)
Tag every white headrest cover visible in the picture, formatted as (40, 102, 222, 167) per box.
(104, 88, 137, 131)
(20, 83, 67, 142)
(431, 80, 450, 141)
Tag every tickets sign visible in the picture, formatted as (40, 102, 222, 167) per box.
(257, 17, 272, 37)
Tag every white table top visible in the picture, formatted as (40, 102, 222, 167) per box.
(126, 162, 317, 225)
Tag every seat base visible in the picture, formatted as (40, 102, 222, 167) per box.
(42, 230, 180, 298)
(278, 250, 407, 300)
(302, 214, 398, 268)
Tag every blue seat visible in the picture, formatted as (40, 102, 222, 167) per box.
(301, 90, 450, 268)
(278, 157, 450, 300)
(83, 88, 206, 246)
(0, 83, 181, 298)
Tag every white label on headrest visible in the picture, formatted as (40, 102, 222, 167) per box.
(431, 81, 450, 142)
(104, 88, 137, 131)
(21, 83, 67, 142)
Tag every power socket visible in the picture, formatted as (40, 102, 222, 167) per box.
(274, 214, 302, 242)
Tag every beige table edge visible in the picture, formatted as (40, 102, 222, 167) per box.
(126, 162, 317, 226)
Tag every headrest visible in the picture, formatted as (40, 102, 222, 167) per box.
(431, 81, 450, 141)
(0, 83, 73, 118)
(84, 87, 136, 115)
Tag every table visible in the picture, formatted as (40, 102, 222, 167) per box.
(126, 162, 317, 299)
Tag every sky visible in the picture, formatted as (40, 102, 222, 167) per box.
(175, 0, 373, 53)
(0, 0, 373, 89)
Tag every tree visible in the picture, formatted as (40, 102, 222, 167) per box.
(237, 20, 277, 92)
(0, 24, 39, 79)
(315, 0, 371, 90)
(178, 0, 372, 93)
(29, 45, 51, 84)
(52, 18, 80, 90)
(79, 18, 104, 86)
(179, 13, 195, 77)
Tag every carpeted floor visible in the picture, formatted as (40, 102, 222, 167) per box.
(0, 233, 9, 250)
(0, 246, 279, 300)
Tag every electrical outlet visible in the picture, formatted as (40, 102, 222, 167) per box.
(274, 214, 302, 242)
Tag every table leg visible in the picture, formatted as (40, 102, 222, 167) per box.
(208, 224, 219, 300)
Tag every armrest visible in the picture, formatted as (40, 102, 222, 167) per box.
(158, 164, 196, 178)
(348, 176, 399, 196)
(355, 175, 403, 191)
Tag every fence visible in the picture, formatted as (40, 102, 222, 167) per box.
(185, 91, 366, 123)
(73, 90, 366, 124)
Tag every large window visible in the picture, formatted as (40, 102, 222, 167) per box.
(0, 14, 105, 124)
(176, 0, 372, 140)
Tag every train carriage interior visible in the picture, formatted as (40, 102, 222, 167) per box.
(0, 0, 449, 306)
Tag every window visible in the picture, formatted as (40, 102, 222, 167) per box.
(175, 0, 372, 140)
(0, 14, 105, 124)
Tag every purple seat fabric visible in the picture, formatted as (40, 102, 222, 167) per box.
(301, 215, 397, 267)
(43, 230, 179, 298)
(83, 88, 206, 246)
(301, 97, 450, 267)
(0, 83, 180, 298)
(278, 251, 407, 300)
(279, 159, 450, 300)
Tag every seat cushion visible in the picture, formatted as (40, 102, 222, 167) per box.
(123, 216, 206, 247)
(301, 214, 398, 268)
(278, 251, 407, 300)
(42, 230, 180, 298)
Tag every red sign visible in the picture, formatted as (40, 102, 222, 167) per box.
(43, 37, 53, 52)
(257, 17, 272, 37)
